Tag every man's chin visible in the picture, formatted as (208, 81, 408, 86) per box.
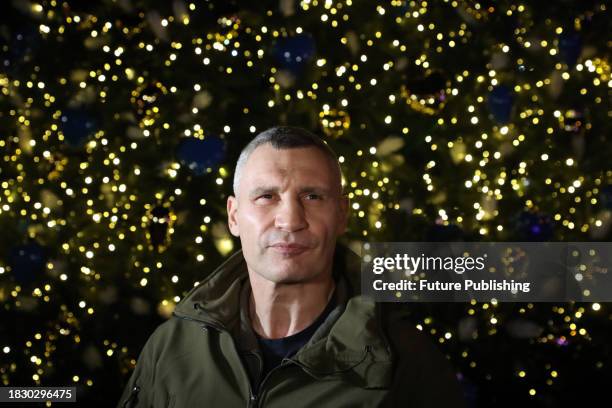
(262, 265, 314, 284)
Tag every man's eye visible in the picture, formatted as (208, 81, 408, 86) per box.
(257, 194, 273, 200)
(305, 193, 322, 200)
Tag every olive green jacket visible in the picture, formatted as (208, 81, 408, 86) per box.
(117, 245, 466, 407)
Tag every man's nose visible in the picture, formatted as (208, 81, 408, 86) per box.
(274, 198, 307, 232)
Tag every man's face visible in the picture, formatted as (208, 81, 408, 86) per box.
(227, 144, 348, 284)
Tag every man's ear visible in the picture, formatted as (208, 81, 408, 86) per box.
(227, 195, 240, 237)
(336, 193, 350, 235)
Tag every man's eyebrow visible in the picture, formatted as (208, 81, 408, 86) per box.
(299, 186, 331, 195)
(248, 186, 279, 198)
(247, 186, 332, 198)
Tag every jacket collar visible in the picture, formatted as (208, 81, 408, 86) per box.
(173, 244, 393, 389)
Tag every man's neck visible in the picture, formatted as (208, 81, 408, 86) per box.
(248, 273, 336, 340)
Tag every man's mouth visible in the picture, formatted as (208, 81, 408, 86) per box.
(269, 243, 309, 256)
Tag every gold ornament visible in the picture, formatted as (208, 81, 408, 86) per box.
(558, 109, 589, 135)
(400, 71, 448, 115)
(319, 108, 350, 138)
(449, 139, 467, 164)
(144, 203, 176, 252)
(130, 81, 168, 127)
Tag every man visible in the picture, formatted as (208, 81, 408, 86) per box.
(117, 126, 467, 407)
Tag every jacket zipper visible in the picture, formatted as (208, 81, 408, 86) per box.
(248, 355, 298, 408)
(248, 388, 258, 408)
(246, 351, 263, 408)
(122, 385, 140, 408)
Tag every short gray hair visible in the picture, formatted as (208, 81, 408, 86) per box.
(233, 126, 343, 196)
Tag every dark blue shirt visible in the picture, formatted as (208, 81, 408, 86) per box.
(256, 292, 337, 379)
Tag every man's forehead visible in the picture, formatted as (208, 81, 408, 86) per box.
(249, 144, 327, 161)
(241, 145, 339, 190)
(245, 170, 333, 190)
(246, 145, 333, 172)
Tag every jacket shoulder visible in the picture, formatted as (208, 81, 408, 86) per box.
(142, 316, 209, 360)
(116, 317, 209, 407)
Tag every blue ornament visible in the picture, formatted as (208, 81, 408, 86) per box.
(60, 108, 97, 147)
(516, 211, 554, 241)
(487, 85, 514, 124)
(1, 25, 40, 73)
(8, 242, 48, 285)
(600, 185, 612, 210)
(558, 32, 582, 67)
(177, 136, 226, 175)
(456, 373, 479, 408)
(272, 33, 316, 74)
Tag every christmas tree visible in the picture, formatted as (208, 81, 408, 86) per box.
(0, 0, 610, 406)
